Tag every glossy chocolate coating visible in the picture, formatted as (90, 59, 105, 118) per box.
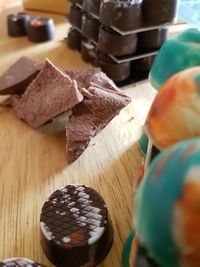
(68, 5, 82, 29)
(7, 12, 30, 37)
(132, 56, 156, 72)
(27, 17, 55, 42)
(81, 14, 100, 42)
(40, 184, 114, 267)
(96, 53, 131, 82)
(81, 40, 96, 64)
(138, 28, 168, 51)
(0, 258, 46, 267)
(99, 0, 142, 31)
(143, 0, 179, 25)
(82, 0, 101, 16)
(98, 26, 137, 56)
(68, 28, 82, 51)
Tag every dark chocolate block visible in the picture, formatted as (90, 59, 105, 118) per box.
(66, 77, 131, 162)
(7, 12, 30, 37)
(132, 56, 156, 72)
(138, 28, 168, 51)
(67, 28, 82, 51)
(99, 0, 143, 32)
(98, 26, 138, 56)
(81, 40, 96, 64)
(40, 184, 114, 267)
(68, 5, 82, 29)
(0, 56, 43, 95)
(27, 17, 55, 42)
(82, 0, 101, 16)
(0, 258, 46, 267)
(81, 14, 100, 42)
(13, 59, 83, 128)
(142, 0, 179, 25)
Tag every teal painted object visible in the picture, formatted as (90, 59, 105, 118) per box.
(121, 231, 135, 267)
(134, 138, 200, 267)
(139, 132, 149, 157)
(149, 28, 200, 90)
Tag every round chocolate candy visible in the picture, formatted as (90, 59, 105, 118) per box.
(138, 28, 168, 51)
(96, 52, 131, 82)
(7, 12, 30, 37)
(81, 40, 96, 64)
(99, 0, 143, 32)
(81, 14, 100, 42)
(142, 0, 179, 25)
(132, 56, 156, 72)
(82, 0, 101, 16)
(67, 28, 82, 51)
(27, 17, 55, 43)
(68, 5, 82, 29)
(98, 26, 138, 56)
(40, 184, 114, 267)
(0, 258, 46, 267)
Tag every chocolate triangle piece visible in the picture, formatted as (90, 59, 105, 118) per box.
(13, 59, 83, 128)
(66, 85, 131, 163)
(0, 57, 43, 95)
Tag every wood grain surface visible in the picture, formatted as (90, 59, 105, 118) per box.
(0, 3, 156, 266)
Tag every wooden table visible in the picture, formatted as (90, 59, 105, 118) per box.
(0, 3, 156, 266)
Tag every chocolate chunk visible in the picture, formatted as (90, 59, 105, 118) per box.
(13, 59, 83, 128)
(66, 83, 131, 162)
(27, 17, 55, 43)
(82, 0, 101, 16)
(68, 5, 82, 29)
(81, 14, 100, 42)
(7, 12, 30, 37)
(81, 40, 96, 65)
(67, 28, 82, 51)
(98, 26, 138, 56)
(40, 184, 114, 267)
(0, 57, 43, 95)
(0, 258, 46, 267)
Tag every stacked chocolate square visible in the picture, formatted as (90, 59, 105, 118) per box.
(66, 0, 179, 83)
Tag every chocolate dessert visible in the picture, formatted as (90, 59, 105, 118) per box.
(132, 55, 156, 72)
(67, 28, 82, 51)
(66, 80, 131, 162)
(0, 56, 43, 95)
(142, 0, 179, 25)
(81, 40, 96, 64)
(13, 59, 83, 128)
(40, 184, 114, 267)
(138, 28, 168, 51)
(27, 17, 55, 42)
(98, 26, 138, 56)
(68, 5, 82, 29)
(7, 12, 30, 37)
(69, 0, 83, 5)
(0, 258, 46, 267)
(82, 0, 101, 16)
(99, 0, 143, 32)
(81, 14, 100, 42)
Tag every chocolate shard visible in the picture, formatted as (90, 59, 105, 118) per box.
(0, 56, 43, 95)
(13, 59, 83, 128)
(66, 84, 131, 163)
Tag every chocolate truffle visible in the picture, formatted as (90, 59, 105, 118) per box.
(96, 53, 131, 82)
(82, 0, 101, 16)
(138, 28, 168, 51)
(66, 80, 131, 162)
(81, 14, 100, 42)
(142, 0, 179, 25)
(98, 26, 137, 56)
(0, 258, 46, 267)
(99, 0, 143, 32)
(81, 40, 96, 64)
(132, 55, 156, 72)
(7, 12, 30, 37)
(40, 184, 114, 267)
(0, 56, 43, 95)
(27, 17, 55, 42)
(13, 59, 83, 128)
(68, 5, 82, 29)
(67, 28, 82, 51)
